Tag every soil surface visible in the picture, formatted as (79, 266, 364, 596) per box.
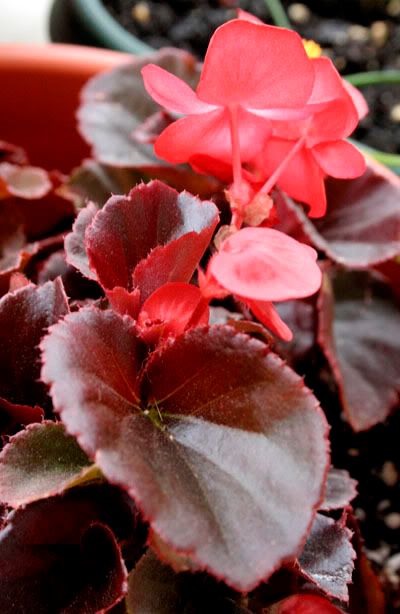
(102, 0, 400, 155)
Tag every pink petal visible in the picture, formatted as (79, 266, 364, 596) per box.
(244, 299, 293, 341)
(343, 81, 369, 120)
(138, 282, 209, 343)
(312, 140, 366, 179)
(141, 64, 216, 115)
(209, 227, 321, 302)
(197, 20, 314, 109)
(259, 138, 327, 217)
(306, 58, 359, 142)
(237, 9, 264, 25)
(154, 107, 270, 166)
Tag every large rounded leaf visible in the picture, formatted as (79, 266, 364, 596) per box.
(42, 311, 329, 592)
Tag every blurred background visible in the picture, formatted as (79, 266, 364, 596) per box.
(0, 0, 53, 43)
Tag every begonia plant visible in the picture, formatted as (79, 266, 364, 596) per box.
(0, 11, 399, 613)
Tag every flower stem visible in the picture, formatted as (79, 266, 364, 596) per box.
(345, 70, 400, 87)
(259, 136, 306, 195)
(228, 104, 243, 193)
(263, 0, 292, 29)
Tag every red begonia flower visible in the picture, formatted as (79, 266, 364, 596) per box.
(137, 282, 209, 344)
(256, 57, 366, 217)
(202, 227, 321, 341)
(142, 19, 315, 171)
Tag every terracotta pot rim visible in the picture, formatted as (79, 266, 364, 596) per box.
(0, 43, 131, 75)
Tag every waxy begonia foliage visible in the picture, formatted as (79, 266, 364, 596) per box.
(0, 8, 398, 613)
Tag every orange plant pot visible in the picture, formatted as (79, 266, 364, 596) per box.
(0, 44, 129, 172)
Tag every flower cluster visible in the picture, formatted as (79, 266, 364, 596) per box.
(141, 14, 366, 339)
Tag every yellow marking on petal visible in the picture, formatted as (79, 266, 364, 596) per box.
(303, 39, 322, 59)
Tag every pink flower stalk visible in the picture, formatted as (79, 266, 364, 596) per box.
(201, 227, 322, 340)
(142, 19, 315, 202)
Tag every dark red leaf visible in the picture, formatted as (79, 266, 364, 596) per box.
(37, 250, 101, 302)
(78, 49, 200, 168)
(0, 421, 92, 507)
(0, 484, 136, 613)
(265, 594, 345, 613)
(298, 513, 355, 601)
(0, 397, 44, 435)
(0, 279, 69, 412)
(277, 159, 400, 268)
(65, 201, 99, 281)
(126, 550, 252, 614)
(318, 269, 400, 430)
(86, 180, 218, 301)
(320, 468, 358, 511)
(42, 312, 329, 592)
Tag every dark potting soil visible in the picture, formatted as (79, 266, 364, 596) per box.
(102, 0, 400, 155)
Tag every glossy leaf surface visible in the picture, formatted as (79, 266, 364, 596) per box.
(318, 269, 400, 430)
(42, 313, 329, 591)
(0, 421, 92, 507)
(298, 513, 355, 601)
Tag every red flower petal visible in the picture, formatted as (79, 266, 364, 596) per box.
(141, 64, 216, 115)
(209, 227, 321, 302)
(312, 140, 366, 179)
(138, 282, 209, 343)
(197, 20, 314, 109)
(154, 106, 270, 166)
(244, 299, 293, 341)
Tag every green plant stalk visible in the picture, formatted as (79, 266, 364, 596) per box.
(345, 70, 400, 87)
(263, 0, 292, 29)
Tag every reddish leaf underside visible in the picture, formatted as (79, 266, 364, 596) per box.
(0, 484, 135, 613)
(64, 201, 99, 281)
(85, 180, 218, 301)
(278, 159, 400, 268)
(78, 49, 201, 167)
(0, 279, 69, 413)
(298, 513, 355, 602)
(0, 421, 92, 508)
(42, 310, 329, 591)
(318, 269, 400, 430)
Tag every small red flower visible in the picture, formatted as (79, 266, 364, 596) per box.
(201, 227, 321, 340)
